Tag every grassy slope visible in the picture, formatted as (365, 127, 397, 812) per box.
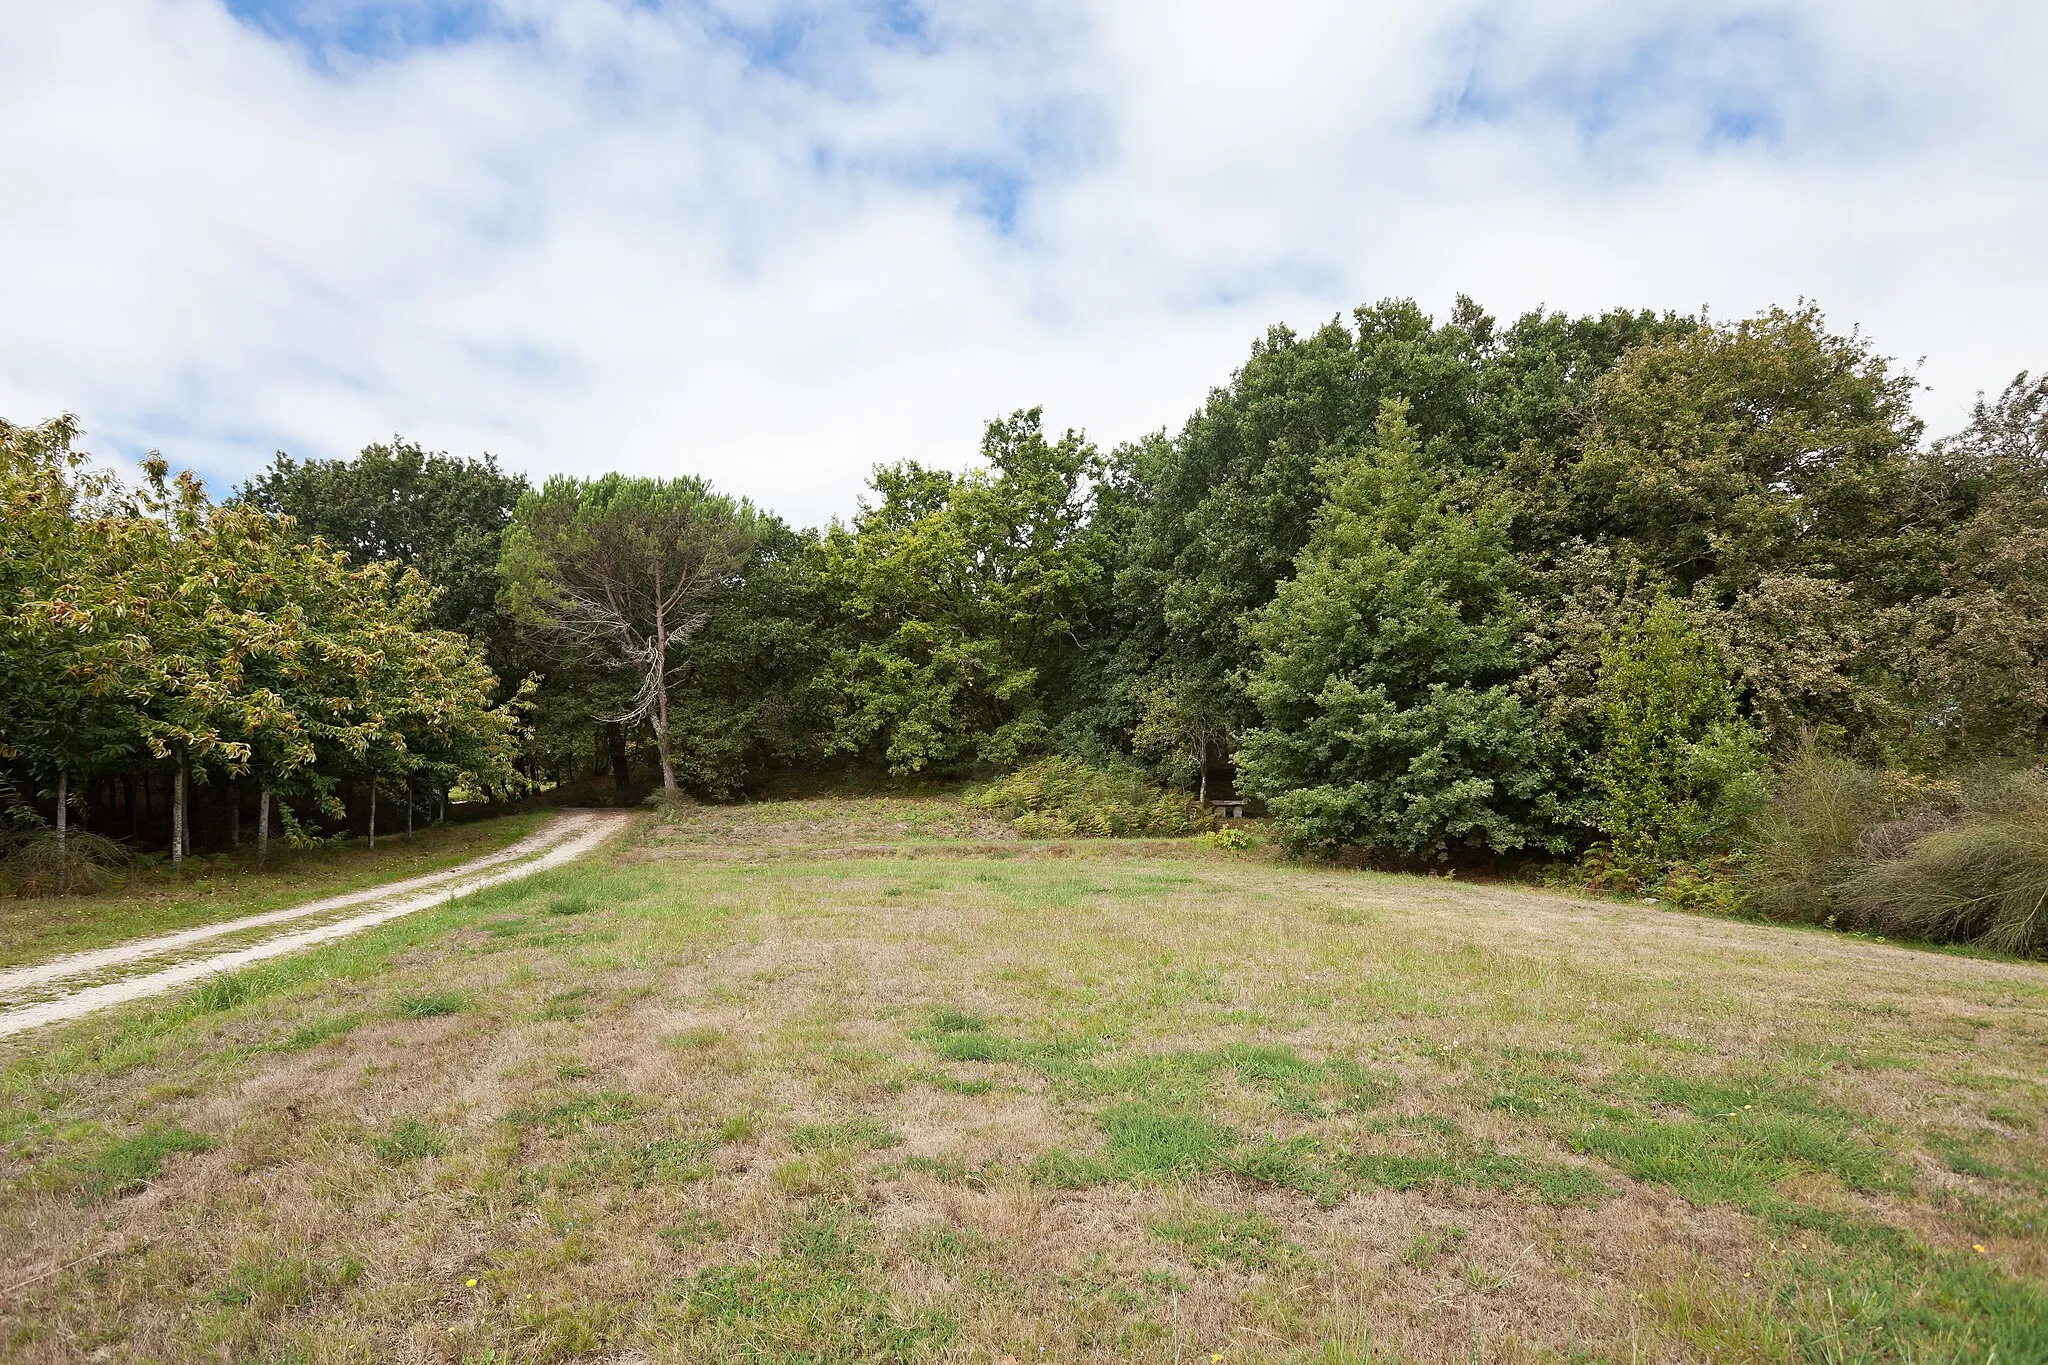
(0, 795, 2043, 1362)
(0, 811, 550, 970)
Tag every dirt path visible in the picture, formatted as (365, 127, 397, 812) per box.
(0, 810, 628, 1039)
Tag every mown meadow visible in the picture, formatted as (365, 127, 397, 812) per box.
(2, 798, 2043, 1363)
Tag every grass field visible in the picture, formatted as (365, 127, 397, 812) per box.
(1, 795, 2044, 1363)
(0, 812, 549, 971)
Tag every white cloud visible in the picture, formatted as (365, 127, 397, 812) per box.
(2, 1, 2044, 524)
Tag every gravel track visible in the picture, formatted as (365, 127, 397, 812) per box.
(0, 811, 628, 1039)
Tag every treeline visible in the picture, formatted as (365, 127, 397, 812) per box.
(0, 422, 519, 887)
(4, 298, 2046, 950)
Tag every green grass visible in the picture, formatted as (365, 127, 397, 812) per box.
(64, 1124, 216, 1201)
(393, 987, 470, 1018)
(899, 1152, 1002, 1187)
(369, 1117, 446, 1163)
(503, 1088, 642, 1138)
(1151, 1209, 1301, 1270)
(681, 1210, 957, 1361)
(536, 986, 590, 1021)
(1567, 1070, 1908, 1212)
(563, 1135, 714, 1187)
(1343, 1143, 1611, 1206)
(1, 795, 2044, 1363)
(1773, 1239, 2048, 1361)
(1572, 1111, 1899, 1208)
(790, 1117, 902, 1152)
(1399, 1224, 1468, 1269)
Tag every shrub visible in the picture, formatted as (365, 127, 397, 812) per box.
(965, 758, 1205, 838)
(1237, 399, 1571, 862)
(1740, 749, 2048, 956)
(0, 826, 131, 895)
(1735, 741, 1954, 924)
(1206, 826, 1256, 853)
(1591, 598, 1768, 882)
(1836, 810, 2048, 956)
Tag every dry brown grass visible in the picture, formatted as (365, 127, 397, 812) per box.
(0, 799, 2044, 1362)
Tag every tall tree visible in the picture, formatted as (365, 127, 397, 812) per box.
(1567, 305, 1927, 601)
(15, 440, 520, 870)
(818, 409, 1111, 774)
(0, 416, 141, 884)
(501, 474, 763, 791)
(1236, 400, 1566, 860)
(240, 439, 528, 682)
(1104, 299, 1688, 767)
(1888, 371, 2048, 758)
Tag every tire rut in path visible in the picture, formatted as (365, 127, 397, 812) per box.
(0, 811, 628, 1040)
(0, 813, 601, 999)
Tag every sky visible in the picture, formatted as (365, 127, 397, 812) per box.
(3, 1, 2046, 527)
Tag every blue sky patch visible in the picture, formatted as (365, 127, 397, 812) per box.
(1431, 11, 1828, 157)
(225, 0, 497, 66)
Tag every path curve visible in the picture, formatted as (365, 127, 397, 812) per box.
(0, 811, 629, 1039)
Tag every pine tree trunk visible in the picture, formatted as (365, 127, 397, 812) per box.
(229, 783, 241, 850)
(653, 685, 677, 791)
(368, 782, 377, 852)
(172, 758, 187, 871)
(258, 789, 271, 867)
(406, 779, 414, 840)
(654, 719, 677, 791)
(652, 565, 678, 790)
(54, 770, 68, 896)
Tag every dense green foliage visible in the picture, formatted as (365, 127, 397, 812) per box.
(1, 418, 519, 878)
(241, 440, 528, 683)
(816, 410, 1111, 774)
(1590, 598, 1767, 879)
(6, 297, 2047, 952)
(1236, 399, 1563, 859)
(965, 758, 1205, 838)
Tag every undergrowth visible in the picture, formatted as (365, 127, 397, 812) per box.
(1742, 747, 2048, 956)
(966, 758, 1207, 838)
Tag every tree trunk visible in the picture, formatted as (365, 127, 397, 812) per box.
(368, 781, 377, 852)
(127, 774, 138, 840)
(653, 720, 677, 791)
(651, 564, 678, 790)
(258, 788, 271, 867)
(406, 779, 414, 840)
(608, 723, 631, 793)
(172, 758, 187, 871)
(54, 769, 68, 896)
(229, 783, 241, 850)
(1197, 754, 1208, 806)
